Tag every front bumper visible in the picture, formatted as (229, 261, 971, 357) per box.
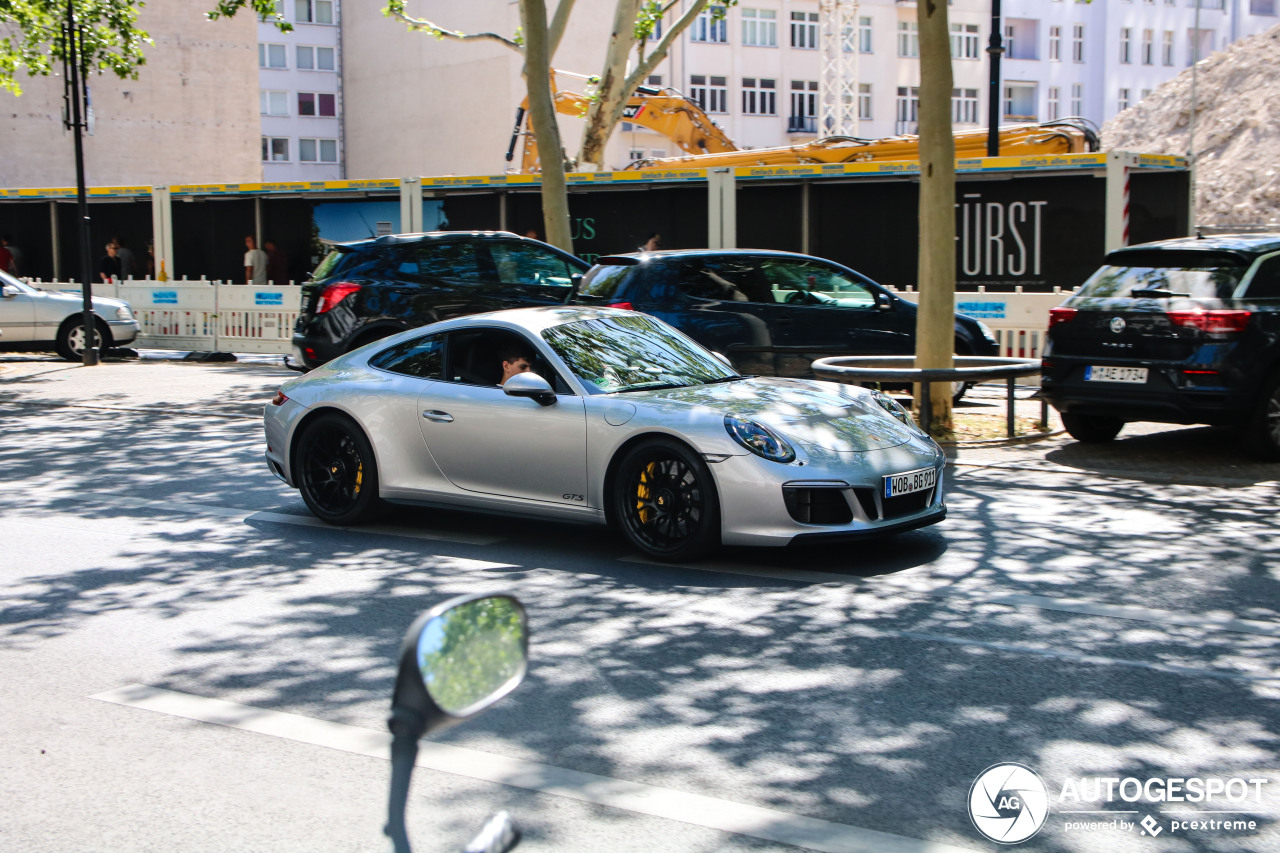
(107, 318, 140, 346)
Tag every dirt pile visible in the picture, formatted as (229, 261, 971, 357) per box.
(1102, 23, 1280, 228)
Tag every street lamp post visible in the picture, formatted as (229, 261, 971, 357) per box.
(62, 0, 98, 366)
(986, 0, 1004, 158)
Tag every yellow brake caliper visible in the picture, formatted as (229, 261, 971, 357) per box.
(636, 462, 656, 524)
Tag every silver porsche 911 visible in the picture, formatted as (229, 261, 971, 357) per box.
(263, 306, 946, 561)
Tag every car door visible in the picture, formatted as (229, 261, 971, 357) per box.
(0, 276, 38, 342)
(483, 240, 582, 306)
(390, 240, 507, 323)
(415, 328, 588, 505)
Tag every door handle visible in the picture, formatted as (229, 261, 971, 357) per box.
(422, 410, 454, 423)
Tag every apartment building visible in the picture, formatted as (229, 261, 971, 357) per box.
(258, 0, 344, 180)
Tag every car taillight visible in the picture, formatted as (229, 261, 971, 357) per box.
(1047, 307, 1077, 327)
(608, 302, 635, 311)
(271, 390, 288, 406)
(1166, 309, 1251, 334)
(316, 282, 361, 314)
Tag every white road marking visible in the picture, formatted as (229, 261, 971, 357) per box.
(93, 684, 979, 853)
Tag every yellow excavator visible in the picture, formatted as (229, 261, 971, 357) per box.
(507, 72, 1099, 173)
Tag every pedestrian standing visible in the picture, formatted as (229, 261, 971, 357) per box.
(111, 237, 135, 280)
(264, 239, 289, 286)
(0, 241, 13, 276)
(1, 235, 22, 276)
(98, 242, 122, 283)
(243, 235, 268, 285)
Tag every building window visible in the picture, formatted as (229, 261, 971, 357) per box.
(690, 74, 728, 113)
(791, 11, 817, 48)
(1004, 19, 1038, 60)
(1120, 28, 1132, 63)
(1140, 29, 1154, 65)
(262, 137, 289, 162)
(1048, 86, 1061, 120)
(1070, 82, 1083, 115)
(951, 23, 980, 59)
(859, 16, 873, 53)
(952, 88, 980, 124)
(742, 9, 778, 47)
(1049, 26, 1061, 60)
(299, 138, 339, 163)
(1118, 88, 1131, 111)
(259, 43, 287, 68)
(1004, 82, 1037, 120)
(1188, 28, 1213, 64)
(858, 83, 872, 120)
(1163, 31, 1174, 65)
(298, 92, 337, 117)
(260, 90, 289, 116)
(898, 21, 919, 57)
(1252, 0, 1276, 14)
(789, 80, 817, 132)
(1072, 24, 1085, 62)
(647, 75, 663, 87)
(294, 0, 333, 24)
(297, 45, 336, 71)
(896, 86, 920, 134)
(742, 78, 777, 115)
(691, 6, 728, 43)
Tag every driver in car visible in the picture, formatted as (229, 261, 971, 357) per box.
(498, 344, 536, 386)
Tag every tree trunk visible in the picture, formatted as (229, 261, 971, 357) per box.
(914, 0, 957, 437)
(520, 0, 574, 252)
(579, 0, 641, 169)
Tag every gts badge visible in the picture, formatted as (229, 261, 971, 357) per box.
(562, 493, 584, 502)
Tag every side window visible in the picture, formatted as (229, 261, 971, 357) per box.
(396, 242, 481, 282)
(487, 242, 575, 287)
(761, 260, 877, 308)
(368, 334, 443, 379)
(442, 328, 573, 393)
(1244, 254, 1280, 299)
(676, 259, 774, 303)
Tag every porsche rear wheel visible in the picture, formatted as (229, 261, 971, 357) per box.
(612, 439, 720, 562)
(296, 413, 383, 525)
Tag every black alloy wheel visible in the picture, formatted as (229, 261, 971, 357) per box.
(1243, 373, 1280, 462)
(296, 413, 383, 525)
(1061, 412, 1125, 443)
(613, 439, 720, 562)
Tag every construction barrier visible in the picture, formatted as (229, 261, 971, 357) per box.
(34, 279, 1070, 359)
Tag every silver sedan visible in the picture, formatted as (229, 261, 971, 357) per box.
(264, 306, 946, 561)
(0, 271, 139, 360)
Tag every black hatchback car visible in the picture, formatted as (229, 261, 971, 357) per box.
(291, 231, 589, 369)
(1040, 233, 1280, 459)
(571, 249, 999, 384)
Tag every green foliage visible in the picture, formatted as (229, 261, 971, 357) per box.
(0, 0, 287, 96)
(633, 0, 664, 42)
(420, 597, 525, 714)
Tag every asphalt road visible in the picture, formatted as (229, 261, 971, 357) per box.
(2, 354, 1279, 853)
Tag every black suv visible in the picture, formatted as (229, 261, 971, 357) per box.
(1040, 234, 1280, 459)
(571, 249, 999, 386)
(291, 231, 589, 369)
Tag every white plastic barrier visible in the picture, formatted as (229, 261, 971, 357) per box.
(40, 278, 302, 355)
(888, 286, 1074, 360)
(36, 279, 1072, 360)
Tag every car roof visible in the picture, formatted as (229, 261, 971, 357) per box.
(1109, 233, 1280, 259)
(423, 305, 638, 336)
(335, 231, 526, 250)
(594, 248, 821, 265)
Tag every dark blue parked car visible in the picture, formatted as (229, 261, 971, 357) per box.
(571, 249, 999, 399)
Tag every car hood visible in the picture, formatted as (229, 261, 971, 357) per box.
(37, 287, 130, 312)
(632, 376, 922, 452)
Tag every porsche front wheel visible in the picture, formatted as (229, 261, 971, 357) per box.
(612, 439, 720, 562)
(296, 413, 383, 525)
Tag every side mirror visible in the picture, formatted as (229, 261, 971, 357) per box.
(711, 351, 734, 368)
(875, 291, 894, 310)
(504, 372, 556, 406)
(564, 273, 584, 304)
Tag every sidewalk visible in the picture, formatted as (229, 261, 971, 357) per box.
(3, 352, 1277, 487)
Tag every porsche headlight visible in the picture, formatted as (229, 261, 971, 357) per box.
(871, 389, 918, 429)
(724, 414, 796, 463)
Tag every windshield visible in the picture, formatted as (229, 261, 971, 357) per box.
(311, 247, 356, 281)
(577, 264, 632, 300)
(541, 313, 740, 394)
(0, 270, 34, 293)
(1077, 262, 1245, 300)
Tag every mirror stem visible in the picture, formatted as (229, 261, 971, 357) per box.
(385, 711, 424, 853)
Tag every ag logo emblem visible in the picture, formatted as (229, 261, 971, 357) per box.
(1110, 316, 1127, 333)
(968, 763, 1049, 844)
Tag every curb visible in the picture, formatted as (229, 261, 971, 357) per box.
(940, 428, 1065, 449)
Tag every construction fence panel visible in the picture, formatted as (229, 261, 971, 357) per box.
(888, 287, 1073, 360)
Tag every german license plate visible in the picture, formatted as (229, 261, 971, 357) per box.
(1084, 365, 1148, 384)
(884, 467, 936, 498)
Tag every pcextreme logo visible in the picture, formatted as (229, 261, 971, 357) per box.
(968, 763, 1050, 844)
